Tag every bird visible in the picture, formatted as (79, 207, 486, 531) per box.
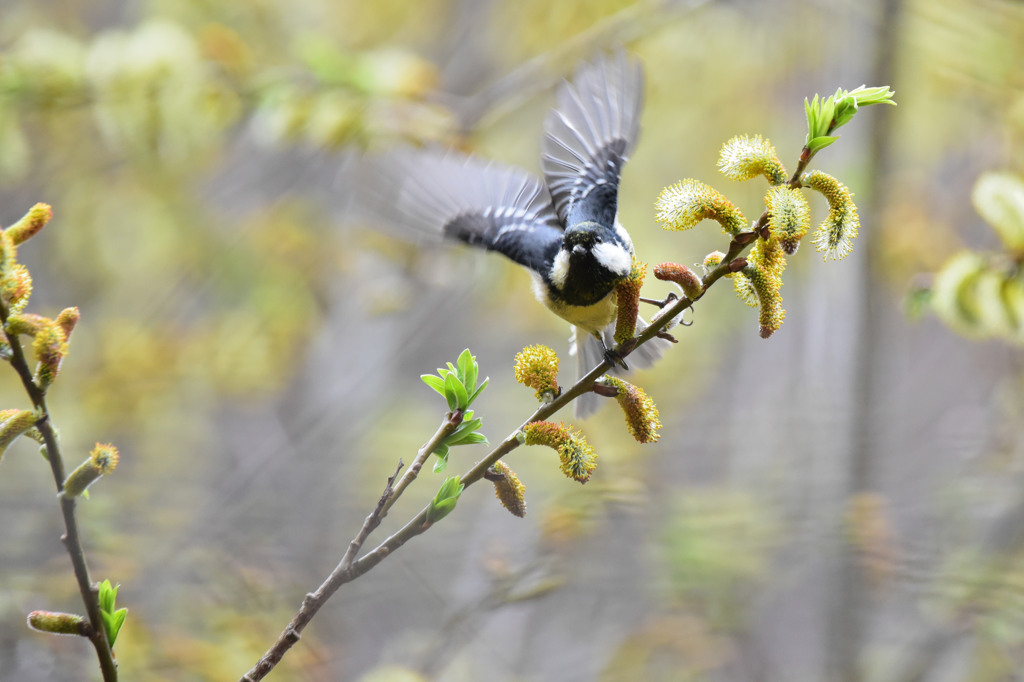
(357, 50, 669, 417)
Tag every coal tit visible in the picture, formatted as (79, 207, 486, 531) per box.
(360, 51, 669, 416)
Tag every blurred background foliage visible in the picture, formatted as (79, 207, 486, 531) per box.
(1, 0, 1023, 680)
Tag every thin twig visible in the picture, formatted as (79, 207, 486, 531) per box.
(383, 410, 463, 515)
(0, 305, 118, 681)
(240, 461, 405, 681)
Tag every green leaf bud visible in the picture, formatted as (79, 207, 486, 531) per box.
(423, 350, 486, 411)
(805, 135, 840, 153)
(442, 411, 488, 448)
(445, 372, 468, 412)
(97, 579, 126, 646)
(804, 86, 895, 147)
(426, 475, 464, 523)
(845, 84, 897, 108)
(421, 374, 446, 396)
(459, 349, 479, 398)
(98, 579, 119, 615)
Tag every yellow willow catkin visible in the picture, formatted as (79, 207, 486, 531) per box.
(655, 179, 746, 235)
(62, 443, 119, 497)
(5, 203, 52, 246)
(804, 170, 860, 260)
(614, 260, 646, 346)
(765, 185, 811, 255)
(522, 421, 597, 484)
(654, 262, 703, 299)
(599, 376, 662, 444)
(490, 460, 527, 518)
(718, 134, 788, 185)
(741, 263, 785, 338)
(513, 344, 559, 400)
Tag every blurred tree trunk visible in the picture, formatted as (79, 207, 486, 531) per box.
(827, 0, 905, 679)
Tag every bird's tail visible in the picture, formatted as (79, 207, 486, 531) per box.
(571, 316, 671, 419)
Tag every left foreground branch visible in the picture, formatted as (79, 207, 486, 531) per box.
(1, 308, 118, 681)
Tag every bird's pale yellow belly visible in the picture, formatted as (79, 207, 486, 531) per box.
(531, 275, 617, 335)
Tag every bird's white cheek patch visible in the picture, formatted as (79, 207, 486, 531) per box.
(550, 249, 571, 289)
(593, 242, 632, 277)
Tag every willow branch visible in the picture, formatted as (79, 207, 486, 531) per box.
(0, 305, 117, 682)
(241, 140, 817, 680)
(383, 410, 463, 515)
(239, 240, 749, 679)
(240, 461, 404, 681)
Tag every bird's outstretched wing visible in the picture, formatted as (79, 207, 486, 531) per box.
(359, 148, 564, 275)
(541, 50, 644, 229)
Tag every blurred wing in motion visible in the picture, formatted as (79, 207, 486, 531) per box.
(541, 50, 644, 229)
(359, 148, 565, 276)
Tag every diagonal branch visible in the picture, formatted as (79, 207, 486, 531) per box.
(383, 410, 464, 515)
(240, 141, 819, 681)
(240, 461, 404, 681)
(238, 245, 740, 679)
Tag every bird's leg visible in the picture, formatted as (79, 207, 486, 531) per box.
(597, 332, 630, 371)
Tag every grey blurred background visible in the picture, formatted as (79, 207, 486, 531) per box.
(1, 0, 1023, 680)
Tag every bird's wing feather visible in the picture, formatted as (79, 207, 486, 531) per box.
(542, 50, 643, 228)
(358, 148, 564, 275)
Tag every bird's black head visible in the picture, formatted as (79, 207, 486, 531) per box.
(546, 221, 632, 306)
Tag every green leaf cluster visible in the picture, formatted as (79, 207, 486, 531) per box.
(97, 579, 127, 648)
(426, 475, 464, 523)
(420, 348, 488, 412)
(804, 85, 896, 153)
(431, 410, 488, 473)
(421, 349, 489, 472)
